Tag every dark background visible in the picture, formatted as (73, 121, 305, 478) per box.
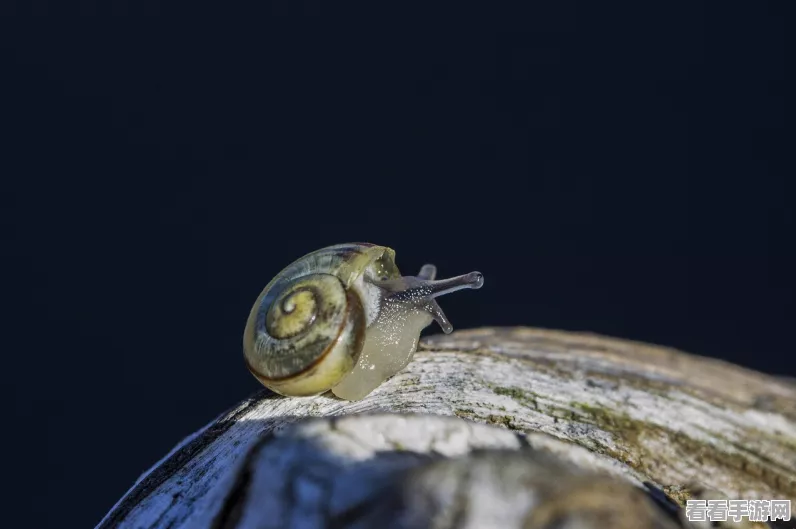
(2, 4, 792, 528)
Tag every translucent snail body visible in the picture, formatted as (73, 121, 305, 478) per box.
(243, 243, 483, 400)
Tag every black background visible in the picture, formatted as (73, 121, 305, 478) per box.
(2, 4, 793, 528)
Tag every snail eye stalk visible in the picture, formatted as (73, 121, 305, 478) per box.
(375, 267, 484, 334)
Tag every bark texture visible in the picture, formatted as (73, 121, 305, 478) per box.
(96, 327, 796, 529)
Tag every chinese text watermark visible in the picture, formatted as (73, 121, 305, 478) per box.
(685, 499, 791, 523)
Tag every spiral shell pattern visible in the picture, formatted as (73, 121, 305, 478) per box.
(243, 243, 400, 396)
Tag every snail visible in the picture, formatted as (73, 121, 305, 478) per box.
(243, 243, 484, 400)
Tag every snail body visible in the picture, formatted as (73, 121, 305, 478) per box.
(243, 243, 483, 400)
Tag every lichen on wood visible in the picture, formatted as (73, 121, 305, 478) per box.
(96, 327, 796, 529)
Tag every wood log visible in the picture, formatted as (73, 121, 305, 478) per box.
(96, 327, 796, 529)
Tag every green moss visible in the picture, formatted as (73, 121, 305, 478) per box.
(662, 485, 692, 505)
(453, 407, 477, 420)
(573, 405, 796, 498)
(490, 385, 541, 411)
(486, 414, 519, 430)
(488, 384, 796, 498)
(453, 406, 523, 432)
(568, 402, 640, 433)
(491, 386, 527, 400)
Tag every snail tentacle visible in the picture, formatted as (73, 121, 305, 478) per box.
(375, 269, 484, 333)
(417, 264, 437, 281)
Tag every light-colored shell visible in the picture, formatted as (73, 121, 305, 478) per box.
(243, 243, 401, 396)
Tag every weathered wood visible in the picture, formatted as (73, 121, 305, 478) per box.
(96, 327, 796, 529)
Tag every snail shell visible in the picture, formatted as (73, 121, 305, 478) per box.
(243, 243, 483, 400)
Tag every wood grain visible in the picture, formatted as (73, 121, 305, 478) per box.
(96, 327, 796, 529)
